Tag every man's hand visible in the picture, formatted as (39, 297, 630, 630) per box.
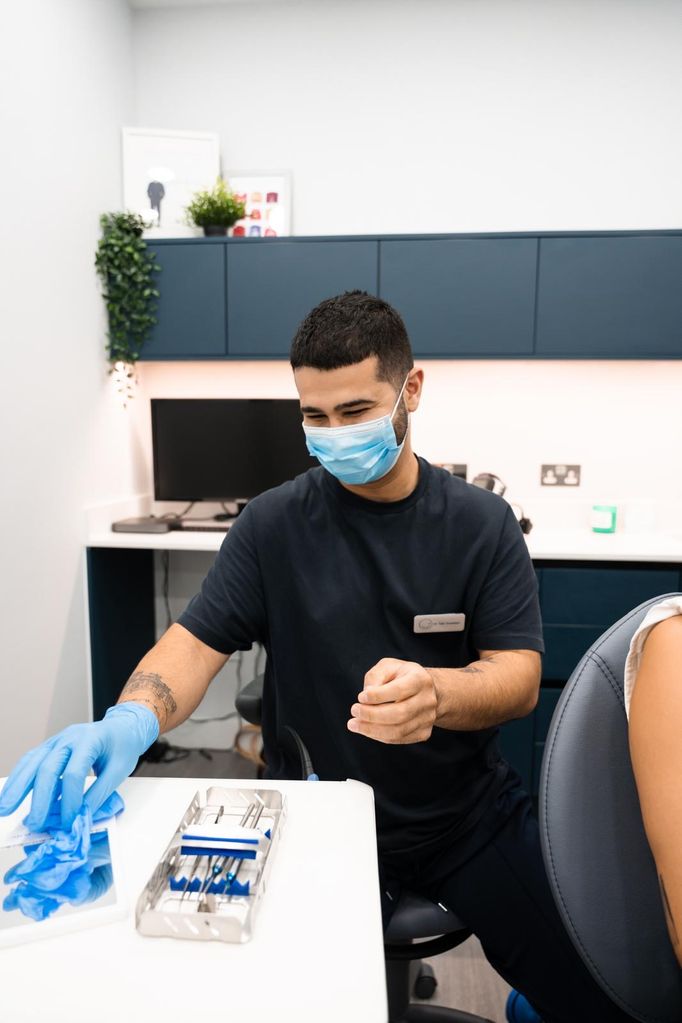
(347, 658, 438, 744)
(347, 650, 541, 741)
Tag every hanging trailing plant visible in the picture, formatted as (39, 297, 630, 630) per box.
(94, 211, 160, 403)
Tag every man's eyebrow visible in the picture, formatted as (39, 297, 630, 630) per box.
(300, 398, 378, 414)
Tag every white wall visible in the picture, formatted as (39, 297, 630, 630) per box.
(0, 0, 137, 773)
(133, 0, 682, 235)
(131, 0, 682, 511)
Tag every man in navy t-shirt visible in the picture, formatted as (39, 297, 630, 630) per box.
(175, 291, 634, 1022)
(0, 291, 635, 1022)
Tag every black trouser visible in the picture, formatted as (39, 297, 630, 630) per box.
(379, 786, 637, 1023)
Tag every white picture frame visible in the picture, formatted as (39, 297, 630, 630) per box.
(121, 127, 221, 238)
(225, 171, 292, 238)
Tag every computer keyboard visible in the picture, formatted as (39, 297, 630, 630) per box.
(175, 518, 235, 532)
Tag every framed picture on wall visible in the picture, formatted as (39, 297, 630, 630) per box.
(121, 127, 221, 238)
(225, 171, 292, 238)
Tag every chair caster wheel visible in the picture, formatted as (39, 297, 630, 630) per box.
(414, 962, 438, 1000)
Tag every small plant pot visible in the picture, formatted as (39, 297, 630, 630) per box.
(202, 225, 228, 237)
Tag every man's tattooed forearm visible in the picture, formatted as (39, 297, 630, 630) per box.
(659, 874, 679, 947)
(120, 671, 178, 725)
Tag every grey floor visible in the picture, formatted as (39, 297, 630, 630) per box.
(136, 746, 511, 1022)
(419, 939, 511, 1022)
(134, 745, 260, 780)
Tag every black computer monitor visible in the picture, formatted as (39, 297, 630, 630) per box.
(151, 399, 316, 502)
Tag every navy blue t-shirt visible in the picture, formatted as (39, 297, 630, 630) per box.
(178, 457, 544, 858)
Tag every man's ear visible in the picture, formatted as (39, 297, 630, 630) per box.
(406, 368, 424, 413)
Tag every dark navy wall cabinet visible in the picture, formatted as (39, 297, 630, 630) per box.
(535, 235, 682, 357)
(379, 237, 537, 355)
(226, 240, 378, 357)
(137, 231, 682, 361)
(144, 241, 227, 358)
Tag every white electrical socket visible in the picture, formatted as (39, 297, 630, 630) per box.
(541, 464, 581, 486)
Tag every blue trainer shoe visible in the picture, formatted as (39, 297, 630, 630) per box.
(505, 989, 543, 1022)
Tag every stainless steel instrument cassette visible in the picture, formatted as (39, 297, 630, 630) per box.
(135, 785, 286, 943)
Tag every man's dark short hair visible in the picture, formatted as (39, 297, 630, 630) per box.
(290, 291, 413, 389)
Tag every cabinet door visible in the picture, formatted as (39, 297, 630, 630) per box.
(499, 715, 535, 794)
(536, 235, 682, 357)
(227, 240, 379, 357)
(379, 238, 537, 355)
(539, 566, 680, 680)
(541, 625, 604, 682)
(142, 242, 227, 359)
(541, 567, 680, 628)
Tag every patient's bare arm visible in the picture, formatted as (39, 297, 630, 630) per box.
(118, 622, 229, 732)
(629, 614, 682, 966)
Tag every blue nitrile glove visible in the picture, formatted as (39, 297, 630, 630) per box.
(0, 703, 159, 832)
(5, 805, 92, 890)
(39, 790, 125, 833)
(3, 821, 114, 922)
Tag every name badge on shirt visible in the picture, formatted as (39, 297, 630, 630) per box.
(413, 613, 466, 634)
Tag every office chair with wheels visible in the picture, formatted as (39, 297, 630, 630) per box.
(235, 675, 493, 1023)
(540, 593, 682, 1023)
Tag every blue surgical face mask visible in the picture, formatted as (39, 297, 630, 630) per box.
(302, 375, 410, 485)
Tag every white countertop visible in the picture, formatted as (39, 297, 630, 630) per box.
(86, 523, 682, 563)
(525, 527, 682, 563)
(88, 525, 231, 551)
(85, 495, 682, 562)
(0, 777, 387, 1023)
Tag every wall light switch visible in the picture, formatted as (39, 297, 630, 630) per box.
(541, 464, 581, 486)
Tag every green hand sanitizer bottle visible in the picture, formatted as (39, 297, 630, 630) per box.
(591, 504, 617, 533)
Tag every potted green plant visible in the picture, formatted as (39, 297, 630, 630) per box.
(185, 177, 246, 236)
(94, 211, 160, 404)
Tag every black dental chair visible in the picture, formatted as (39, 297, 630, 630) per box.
(540, 594, 682, 1023)
(235, 675, 493, 1022)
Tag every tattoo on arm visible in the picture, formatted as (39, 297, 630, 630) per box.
(119, 671, 178, 727)
(659, 874, 679, 948)
(458, 656, 501, 675)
